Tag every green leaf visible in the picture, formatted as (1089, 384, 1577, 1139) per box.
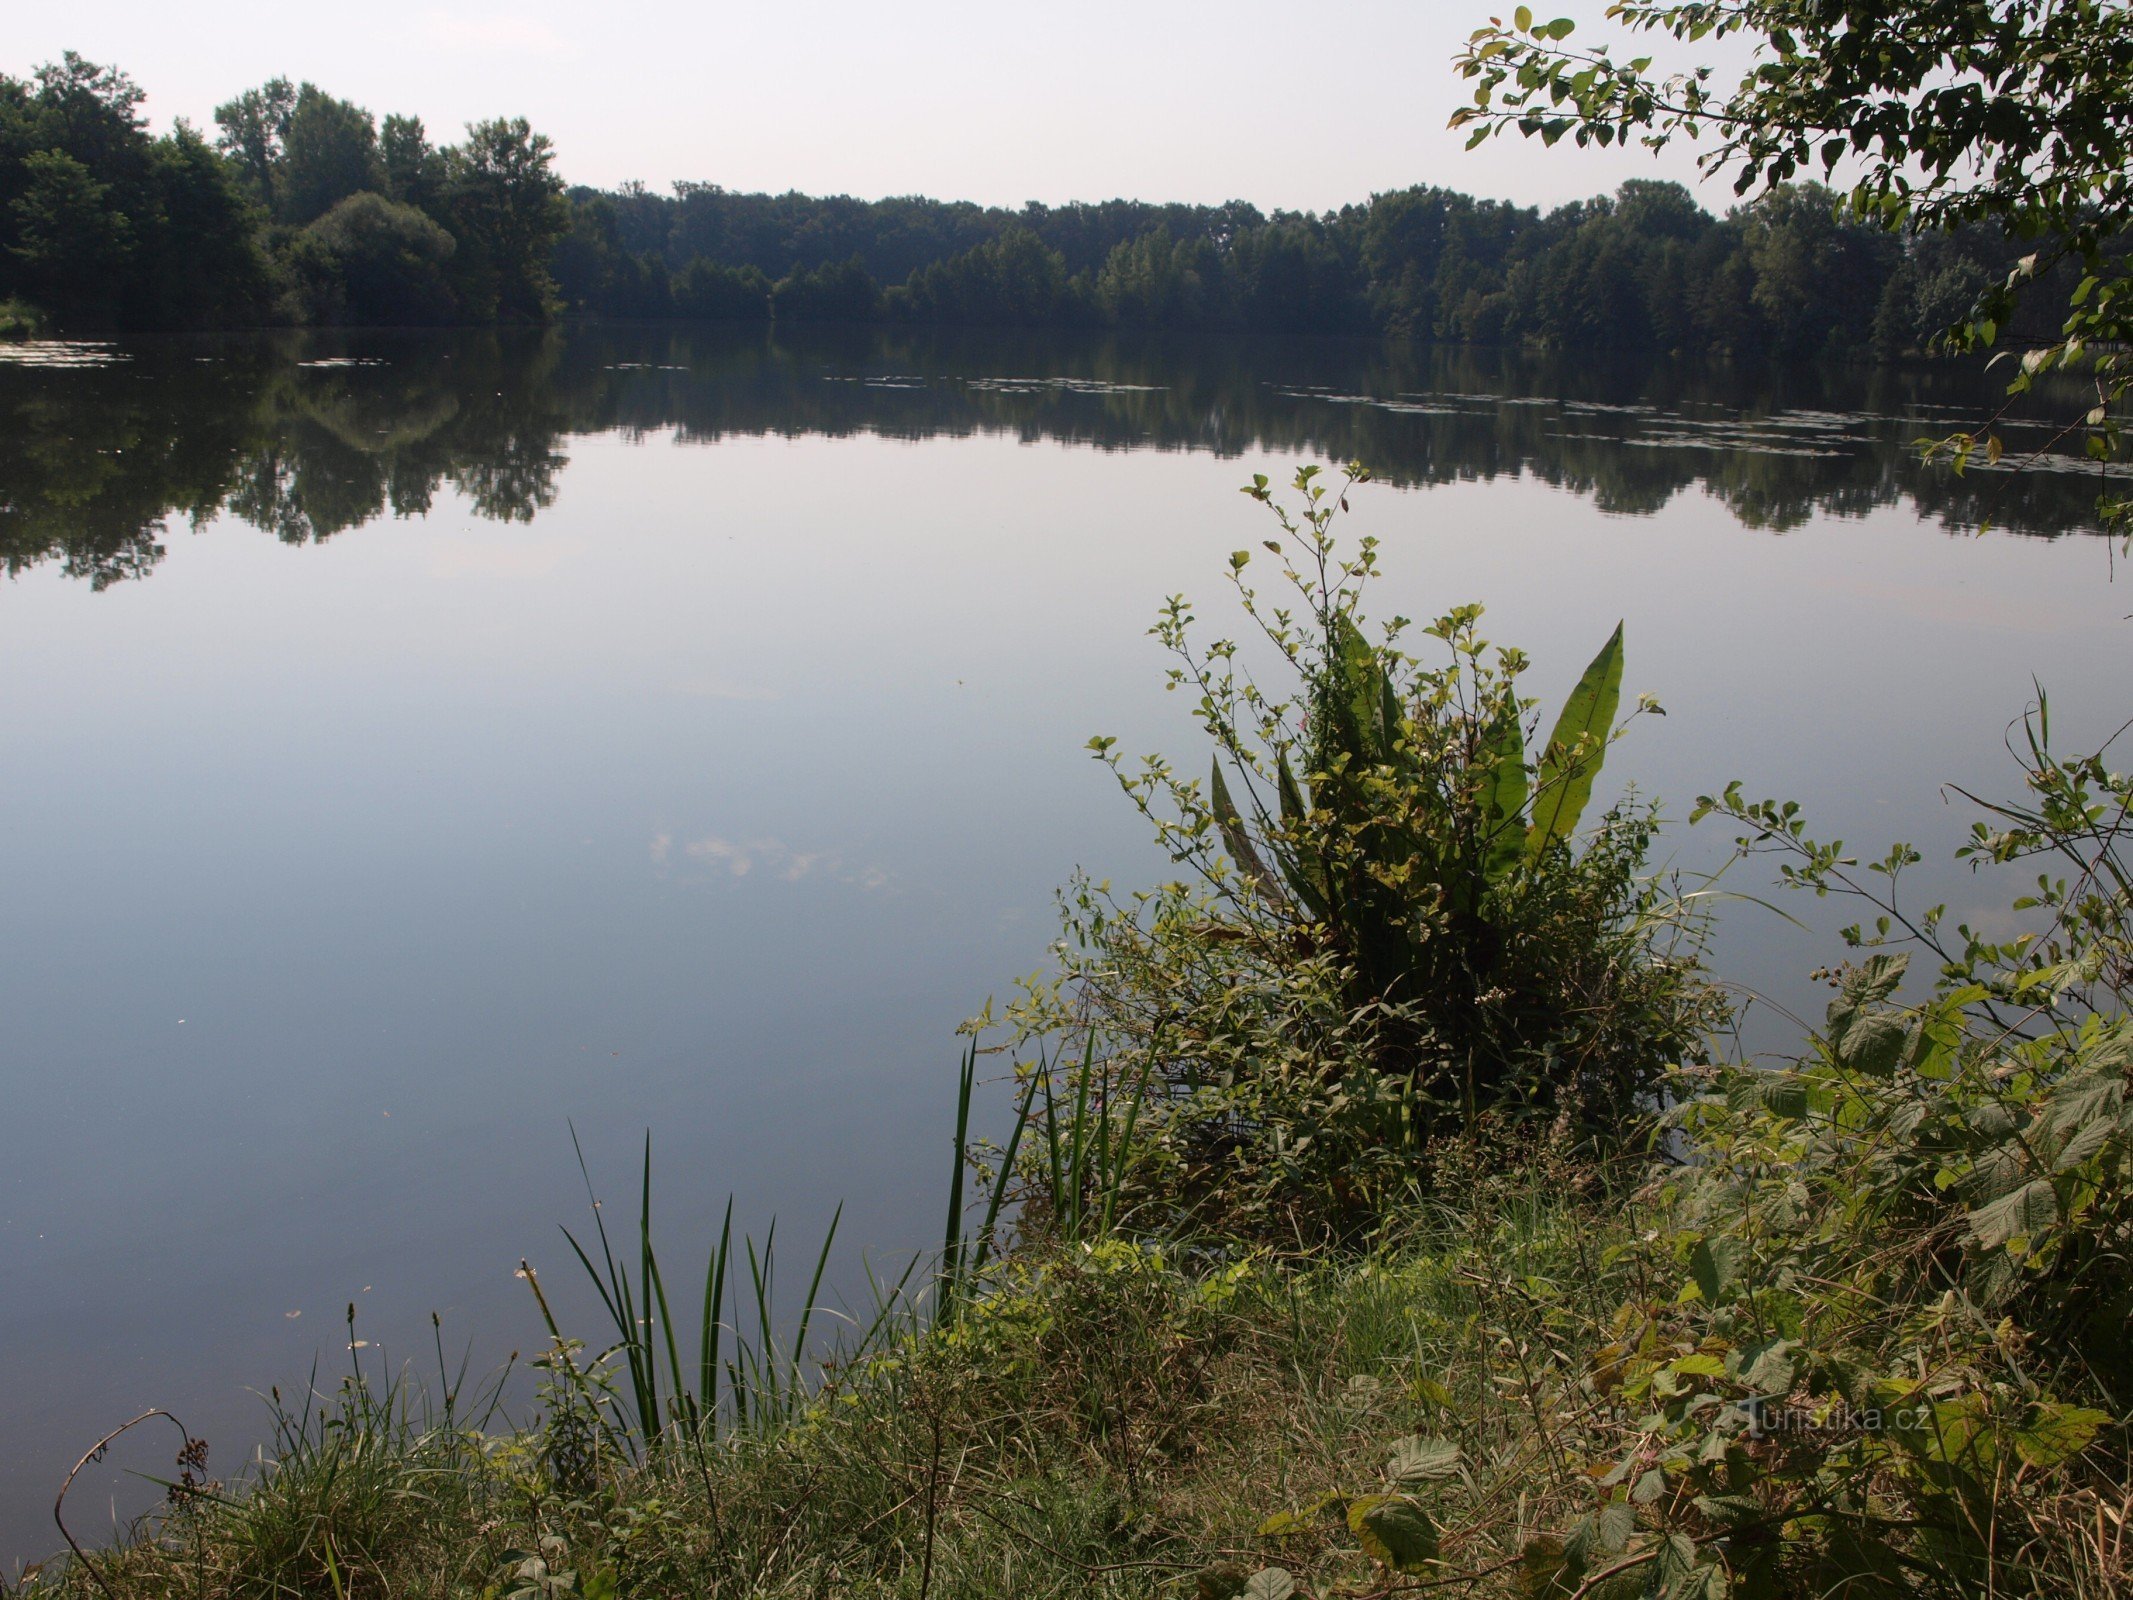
(1331, 612, 1387, 763)
(1688, 1234, 1743, 1303)
(1255, 1509, 1314, 1537)
(1514, 5, 1533, 30)
(1594, 1500, 1635, 1555)
(1527, 622, 1623, 856)
(1519, 1532, 1568, 1595)
(1349, 1494, 1439, 1573)
(1258, 1489, 1343, 1537)
(1388, 1434, 1463, 1483)
(1967, 1177, 2059, 1252)
(1480, 701, 1529, 881)
(1211, 759, 1281, 901)
(1692, 1493, 1762, 1530)
(2013, 1404, 2111, 1469)
(1276, 748, 1309, 829)
(1268, 750, 1331, 918)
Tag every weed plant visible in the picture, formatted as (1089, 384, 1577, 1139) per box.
(1010, 465, 1725, 1242)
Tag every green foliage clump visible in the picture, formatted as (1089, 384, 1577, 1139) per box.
(1499, 718, 2133, 1599)
(1452, 2, 2133, 531)
(0, 55, 272, 330)
(671, 258, 770, 320)
(1010, 465, 1721, 1242)
(768, 255, 884, 324)
(286, 191, 458, 326)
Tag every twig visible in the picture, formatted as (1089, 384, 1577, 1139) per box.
(54, 1409, 202, 1600)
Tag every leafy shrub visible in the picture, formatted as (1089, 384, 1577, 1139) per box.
(1007, 465, 1723, 1242)
(286, 191, 457, 325)
(672, 258, 769, 321)
(1492, 716, 2133, 1599)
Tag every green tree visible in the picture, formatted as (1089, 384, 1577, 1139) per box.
(380, 114, 442, 210)
(440, 117, 567, 321)
(277, 83, 381, 225)
(771, 255, 882, 322)
(1096, 227, 1222, 327)
(672, 257, 769, 319)
(134, 122, 272, 328)
(896, 225, 1081, 326)
(7, 148, 131, 313)
(212, 77, 294, 214)
(288, 191, 457, 324)
(1452, 2, 2133, 524)
(1738, 182, 1899, 359)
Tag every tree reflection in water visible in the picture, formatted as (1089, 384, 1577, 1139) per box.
(2, 325, 2113, 591)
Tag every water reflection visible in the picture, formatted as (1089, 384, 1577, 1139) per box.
(1, 325, 2110, 590)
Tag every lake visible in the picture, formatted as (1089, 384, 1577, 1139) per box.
(3, 323, 2127, 1567)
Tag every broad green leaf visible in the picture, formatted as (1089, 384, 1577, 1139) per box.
(1349, 1494, 1439, 1573)
(1276, 748, 1309, 827)
(1738, 1338, 1797, 1395)
(1388, 1434, 1463, 1483)
(1258, 1489, 1343, 1537)
(1480, 701, 1529, 881)
(1332, 612, 1385, 762)
(1968, 1177, 2059, 1252)
(1594, 1501, 1635, 1555)
(1255, 1509, 1313, 1537)
(1211, 759, 1281, 901)
(2013, 1404, 2111, 1469)
(1242, 1571, 1298, 1600)
(1692, 1493, 1762, 1529)
(1519, 1532, 1568, 1594)
(1273, 751, 1330, 919)
(1687, 1234, 1743, 1303)
(1527, 622, 1623, 856)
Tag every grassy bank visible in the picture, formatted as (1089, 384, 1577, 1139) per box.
(21, 1178, 1662, 1599)
(26, 1138, 2130, 1599)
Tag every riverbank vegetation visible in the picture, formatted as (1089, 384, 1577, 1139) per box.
(15, 467, 2129, 1600)
(0, 51, 2078, 356)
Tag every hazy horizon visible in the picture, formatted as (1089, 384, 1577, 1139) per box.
(9, 2, 1759, 217)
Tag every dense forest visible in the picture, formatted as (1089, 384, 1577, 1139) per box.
(0, 52, 2065, 356)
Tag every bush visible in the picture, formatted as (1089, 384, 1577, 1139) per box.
(1005, 465, 1724, 1243)
(1515, 713, 2133, 1599)
(286, 191, 457, 325)
(769, 255, 882, 323)
(672, 258, 769, 320)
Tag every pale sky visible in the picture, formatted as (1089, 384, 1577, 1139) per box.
(7, 2, 1757, 215)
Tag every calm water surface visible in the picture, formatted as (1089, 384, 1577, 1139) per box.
(3, 326, 2127, 1565)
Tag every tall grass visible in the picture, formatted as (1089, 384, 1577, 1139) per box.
(523, 1129, 917, 1468)
(940, 1027, 1156, 1319)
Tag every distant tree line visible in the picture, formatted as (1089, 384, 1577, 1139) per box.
(1, 53, 2073, 358)
(1, 54, 567, 330)
(560, 177, 2074, 359)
